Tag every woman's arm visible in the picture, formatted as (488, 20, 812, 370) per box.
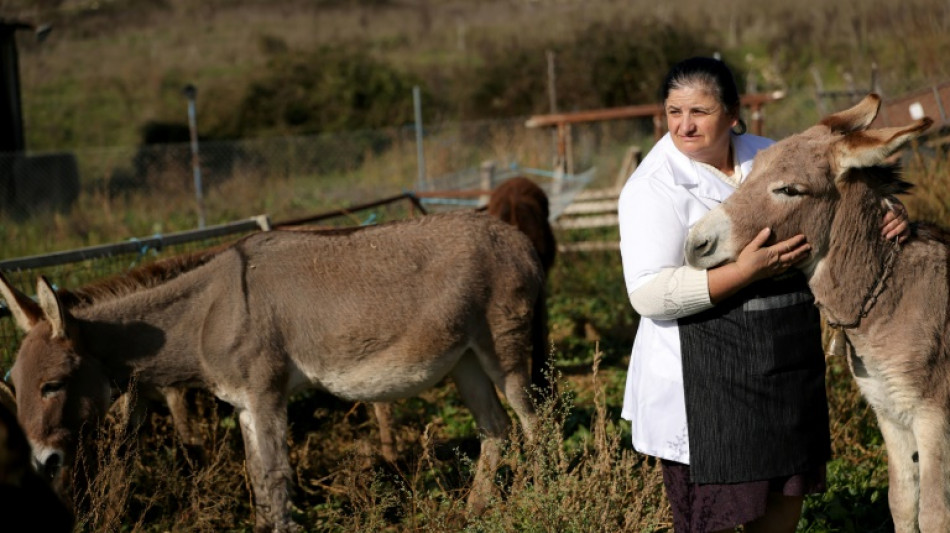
(707, 228, 810, 303)
(706, 200, 906, 304)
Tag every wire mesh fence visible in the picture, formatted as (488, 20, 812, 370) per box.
(0, 115, 655, 367)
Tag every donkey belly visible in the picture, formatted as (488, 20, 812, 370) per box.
(850, 349, 919, 428)
(288, 343, 469, 402)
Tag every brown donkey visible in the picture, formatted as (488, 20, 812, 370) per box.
(0, 211, 545, 532)
(487, 176, 557, 274)
(487, 176, 555, 393)
(684, 94, 941, 532)
(0, 385, 73, 532)
(375, 179, 557, 462)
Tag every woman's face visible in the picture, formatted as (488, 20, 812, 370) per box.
(664, 86, 738, 168)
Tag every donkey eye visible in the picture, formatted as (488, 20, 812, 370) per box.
(41, 381, 65, 397)
(773, 185, 803, 197)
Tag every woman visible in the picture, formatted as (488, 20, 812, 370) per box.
(617, 57, 907, 532)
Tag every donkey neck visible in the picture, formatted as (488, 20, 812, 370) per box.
(71, 274, 212, 390)
(810, 183, 896, 329)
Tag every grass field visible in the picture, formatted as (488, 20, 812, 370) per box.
(1, 0, 950, 530)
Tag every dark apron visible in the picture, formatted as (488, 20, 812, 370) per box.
(678, 271, 830, 484)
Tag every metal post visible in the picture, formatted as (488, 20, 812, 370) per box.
(183, 84, 205, 229)
(413, 86, 426, 191)
(0, 20, 33, 154)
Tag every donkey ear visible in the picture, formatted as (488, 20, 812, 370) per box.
(0, 271, 43, 333)
(820, 93, 882, 134)
(831, 118, 934, 178)
(36, 276, 69, 339)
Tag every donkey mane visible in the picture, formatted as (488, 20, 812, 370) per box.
(846, 165, 950, 246)
(60, 241, 233, 309)
(843, 164, 913, 197)
(912, 222, 950, 246)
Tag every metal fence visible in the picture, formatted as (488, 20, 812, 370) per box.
(0, 217, 271, 366)
(0, 116, 654, 366)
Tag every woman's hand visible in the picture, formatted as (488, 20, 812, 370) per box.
(707, 228, 810, 303)
(881, 198, 910, 242)
(735, 228, 811, 282)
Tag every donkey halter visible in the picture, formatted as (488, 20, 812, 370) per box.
(822, 236, 902, 330)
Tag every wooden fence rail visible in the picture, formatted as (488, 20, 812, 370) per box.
(525, 91, 785, 175)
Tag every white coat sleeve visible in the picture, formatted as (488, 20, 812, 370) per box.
(618, 175, 712, 320)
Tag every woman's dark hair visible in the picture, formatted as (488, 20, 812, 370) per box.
(661, 56, 747, 134)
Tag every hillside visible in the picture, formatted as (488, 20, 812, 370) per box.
(2, 0, 949, 151)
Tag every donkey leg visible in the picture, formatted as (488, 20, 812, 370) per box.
(451, 352, 513, 513)
(163, 388, 199, 446)
(913, 410, 950, 533)
(111, 391, 147, 434)
(237, 403, 298, 533)
(164, 387, 207, 465)
(876, 414, 920, 533)
(475, 340, 538, 441)
(372, 402, 399, 463)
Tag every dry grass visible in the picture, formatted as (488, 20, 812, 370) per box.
(66, 344, 668, 532)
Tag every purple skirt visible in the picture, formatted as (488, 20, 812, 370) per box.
(660, 460, 826, 532)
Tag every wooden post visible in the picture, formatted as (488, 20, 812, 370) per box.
(933, 85, 948, 123)
(750, 104, 764, 136)
(555, 122, 568, 173)
(479, 160, 495, 207)
(565, 123, 574, 177)
(615, 145, 642, 189)
(653, 111, 664, 140)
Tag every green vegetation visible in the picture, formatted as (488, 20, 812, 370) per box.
(1, 0, 950, 530)
(6, 0, 950, 150)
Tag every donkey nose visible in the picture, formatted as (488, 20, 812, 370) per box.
(41, 451, 64, 480)
(691, 235, 716, 257)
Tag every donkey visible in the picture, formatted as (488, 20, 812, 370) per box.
(487, 176, 557, 275)
(0, 211, 545, 532)
(373, 180, 557, 462)
(684, 94, 942, 532)
(0, 383, 74, 532)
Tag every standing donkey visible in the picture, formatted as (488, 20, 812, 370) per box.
(374, 177, 557, 461)
(684, 94, 943, 532)
(0, 211, 545, 532)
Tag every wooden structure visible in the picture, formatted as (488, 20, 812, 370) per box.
(525, 91, 786, 175)
(871, 81, 950, 133)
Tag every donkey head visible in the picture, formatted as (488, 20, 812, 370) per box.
(685, 94, 932, 274)
(0, 272, 111, 502)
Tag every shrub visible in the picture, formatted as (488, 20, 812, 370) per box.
(233, 46, 425, 138)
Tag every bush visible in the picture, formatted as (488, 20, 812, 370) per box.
(455, 17, 713, 120)
(233, 46, 424, 138)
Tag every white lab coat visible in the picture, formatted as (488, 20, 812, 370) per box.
(617, 131, 774, 464)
